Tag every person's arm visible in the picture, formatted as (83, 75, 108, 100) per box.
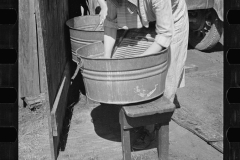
(141, 0, 173, 56)
(104, 27, 117, 58)
(141, 41, 164, 56)
(98, 0, 118, 58)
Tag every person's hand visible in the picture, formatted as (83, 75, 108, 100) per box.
(140, 42, 164, 56)
(99, 6, 107, 25)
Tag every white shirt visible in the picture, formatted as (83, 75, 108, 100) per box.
(104, 0, 187, 48)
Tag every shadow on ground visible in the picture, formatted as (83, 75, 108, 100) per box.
(90, 103, 148, 149)
(89, 94, 180, 152)
(90, 104, 123, 142)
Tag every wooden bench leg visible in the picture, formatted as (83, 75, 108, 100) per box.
(120, 124, 131, 160)
(157, 123, 169, 160)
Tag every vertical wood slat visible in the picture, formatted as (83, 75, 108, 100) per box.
(19, 0, 40, 106)
(157, 123, 169, 160)
(38, 0, 70, 108)
(51, 76, 66, 136)
(34, 0, 71, 159)
(34, 0, 55, 159)
(19, 0, 54, 159)
(52, 62, 71, 157)
(119, 109, 132, 160)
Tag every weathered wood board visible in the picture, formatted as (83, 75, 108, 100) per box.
(34, 0, 72, 159)
(19, 0, 72, 159)
(19, 0, 40, 107)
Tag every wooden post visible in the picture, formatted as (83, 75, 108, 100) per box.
(157, 123, 169, 160)
(33, 0, 56, 159)
(120, 109, 132, 160)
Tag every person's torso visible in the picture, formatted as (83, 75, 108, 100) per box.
(111, 0, 187, 29)
(140, 0, 187, 24)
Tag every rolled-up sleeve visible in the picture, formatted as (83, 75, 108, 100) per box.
(152, 0, 174, 48)
(104, 0, 119, 29)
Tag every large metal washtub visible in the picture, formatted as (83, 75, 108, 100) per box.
(75, 41, 169, 104)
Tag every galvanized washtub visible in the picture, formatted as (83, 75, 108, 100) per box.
(66, 15, 104, 63)
(75, 41, 169, 104)
(66, 15, 125, 63)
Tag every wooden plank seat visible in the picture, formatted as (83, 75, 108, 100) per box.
(119, 95, 176, 160)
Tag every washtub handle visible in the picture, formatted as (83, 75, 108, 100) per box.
(71, 57, 83, 81)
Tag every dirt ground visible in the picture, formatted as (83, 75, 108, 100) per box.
(19, 36, 223, 160)
(55, 99, 223, 160)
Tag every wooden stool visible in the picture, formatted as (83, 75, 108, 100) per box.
(119, 96, 175, 160)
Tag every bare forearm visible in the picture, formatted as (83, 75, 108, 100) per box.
(104, 26, 117, 58)
(142, 41, 164, 56)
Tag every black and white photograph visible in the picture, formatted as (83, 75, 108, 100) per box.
(18, 0, 224, 159)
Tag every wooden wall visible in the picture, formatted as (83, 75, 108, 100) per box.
(36, 0, 71, 159)
(19, 0, 41, 105)
(37, 0, 70, 106)
(19, 0, 100, 159)
(19, 0, 71, 104)
(19, 0, 72, 159)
